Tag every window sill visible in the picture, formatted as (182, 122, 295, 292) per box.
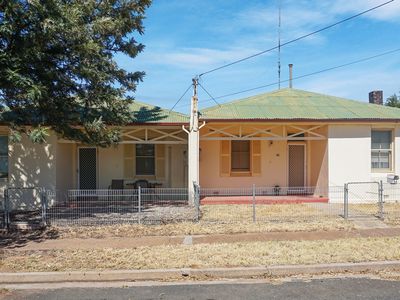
(371, 169, 394, 174)
(230, 171, 252, 177)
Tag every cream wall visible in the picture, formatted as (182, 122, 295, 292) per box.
(8, 133, 57, 209)
(328, 125, 371, 187)
(199, 140, 287, 188)
(56, 143, 75, 194)
(70, 144, 187, 189)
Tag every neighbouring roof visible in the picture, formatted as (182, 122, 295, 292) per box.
(200, 88, 400, 121)
(129, 100, 189, 124)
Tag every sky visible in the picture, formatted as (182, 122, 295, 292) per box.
(116, 0, 400, 113)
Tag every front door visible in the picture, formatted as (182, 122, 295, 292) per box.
(78, 148, 97, 189)
(288, 144, 306, 188)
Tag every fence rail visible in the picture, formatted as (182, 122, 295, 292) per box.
(1, 182, 400, 228)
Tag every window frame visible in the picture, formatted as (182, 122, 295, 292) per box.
(135, 144, 156, 176)
(371, 129, 394, 172)
(230, 140, 251, 174)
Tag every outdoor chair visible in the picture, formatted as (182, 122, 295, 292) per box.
(109, 179, 124, 190)
(134, 179, 149, 189)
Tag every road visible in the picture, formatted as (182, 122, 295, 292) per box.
(2, 277, 400, 300)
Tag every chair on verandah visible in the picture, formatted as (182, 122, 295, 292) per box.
(108, 179, 125, 204)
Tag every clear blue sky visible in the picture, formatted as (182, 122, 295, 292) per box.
(116, 0, 400, 113)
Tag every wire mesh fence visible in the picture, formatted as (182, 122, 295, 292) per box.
(2, 181, 400, 229)
(44, 188, 194, 226)
(198, 185, 345, 223)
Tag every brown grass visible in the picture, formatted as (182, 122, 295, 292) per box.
(200, 204, 326, 221)
(2, 237, 400, 272)
(55, 219, 353, 239)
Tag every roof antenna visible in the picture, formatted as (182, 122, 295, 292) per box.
(278, 0, 282, 89)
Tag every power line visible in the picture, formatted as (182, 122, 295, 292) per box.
(198, 82, 221, 107)
(198, 0, 394, 77)
(188, 47, 400, 106)
(168, 83, 193, 113)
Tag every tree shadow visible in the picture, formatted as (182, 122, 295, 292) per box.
(132, 106, 168, 123)
(0, 227, 60, 249)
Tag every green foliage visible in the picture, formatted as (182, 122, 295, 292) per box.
(385, 93, 400, 108)
(0, 0, 151, 146)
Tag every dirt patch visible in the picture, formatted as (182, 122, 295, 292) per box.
(1, 237, 400, 272)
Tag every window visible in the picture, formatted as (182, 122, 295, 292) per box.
(0, 136, 8, 179)
(136, 144, 155, 175)
(371, 130, 392, 170)
(231, 141, 250, 172)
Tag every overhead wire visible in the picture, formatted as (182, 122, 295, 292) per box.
(168, 83, 193, 113)
(198, 82, 221, 107)
(173, 47, 400, 108)
(198, 0, 395, 77)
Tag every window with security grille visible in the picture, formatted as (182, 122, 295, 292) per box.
(231, 141, 250, 172)
(0, 136, 8, 179)
(136, 144, 155, 175)
(371, 130, 392, 170)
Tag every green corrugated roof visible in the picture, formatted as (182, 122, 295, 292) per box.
(200, 88, 400, 121)
(129, 100, 189, 124)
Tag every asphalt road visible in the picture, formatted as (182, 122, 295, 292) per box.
(3, 277, 400, 300)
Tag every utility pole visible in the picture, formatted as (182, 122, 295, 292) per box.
(187, 77, 199, 205)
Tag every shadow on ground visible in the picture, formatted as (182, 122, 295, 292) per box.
(0, 228, 60, 249)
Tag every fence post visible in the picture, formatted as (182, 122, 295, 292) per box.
(194, 182, 200, 222)
(138, 186, 141, 224)
(41, 189, 48, 226)
(252, 184, 256, 223)
(3, 188, 8, 229)
(378, 180, 384, 220)
(344, 183, 349, 219)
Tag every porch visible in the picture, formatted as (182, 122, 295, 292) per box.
(56, 126, 189, 195)
(199, 123, 329, 197)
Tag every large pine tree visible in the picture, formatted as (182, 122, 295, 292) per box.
(0, 0, 151, 146)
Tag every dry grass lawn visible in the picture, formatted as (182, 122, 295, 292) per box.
(55, 219, 353, 239)
(200, 204, 331, 221)
(349, 203, 400, 225)
(2, 237, 400, 272)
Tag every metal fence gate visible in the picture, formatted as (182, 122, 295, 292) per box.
(344, 181, 383, 219)
(1, 187, 46, 229)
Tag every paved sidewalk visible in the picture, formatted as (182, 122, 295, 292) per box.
(4, 227, 400, 251)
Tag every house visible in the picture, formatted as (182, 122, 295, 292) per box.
(1, 87, 400, 209)
(0, 101, 189, 209)
(196, 88, 400, 201)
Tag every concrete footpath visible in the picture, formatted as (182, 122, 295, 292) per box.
(4, 227, 400, 251)
(1, 261, 400, 285)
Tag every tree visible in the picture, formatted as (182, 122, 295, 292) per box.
(385, 93, 400, 108)
(0, 0, 151, 146)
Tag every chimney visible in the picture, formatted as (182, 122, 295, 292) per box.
(288, 64, 293, 88)
(369, 90, 383, 105)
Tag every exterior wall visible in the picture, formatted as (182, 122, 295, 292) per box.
(308, 127, 329, 194)
(8, 133, 57, 210)
(56, 143, 188, 190)
(199, 140, 288, 188)
(56, 143, 75, 195)
(98, 146, 124, 189)
(328, 125, 371, 186)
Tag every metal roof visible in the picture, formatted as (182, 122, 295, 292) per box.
(128, 101, 189, 124)
(200, 88, 400, 121)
